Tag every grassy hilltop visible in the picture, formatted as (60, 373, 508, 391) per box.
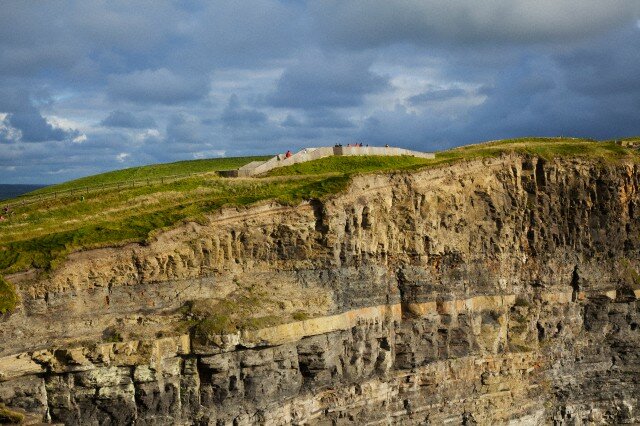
(0, 137, 638, 312)
(27, 156, 272, 196)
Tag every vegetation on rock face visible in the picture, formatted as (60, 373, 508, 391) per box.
(0, 276, 19, 314)
(0, 138, 638, 278)
(186, 278, 327, 342)
(189, 294, 287, 342)
(0, 403, 24, 424)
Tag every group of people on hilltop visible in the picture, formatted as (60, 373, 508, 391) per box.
(334, 142, 369, 147)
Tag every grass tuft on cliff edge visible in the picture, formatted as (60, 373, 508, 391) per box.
(0, 276, 19, 314)
(0, 137, 638, 278)
(0, 403, 24, 424)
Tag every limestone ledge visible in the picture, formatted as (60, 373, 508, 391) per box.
(218, 351, 544, 425)
(0, 335, 190, 381)
(1, 288, 627, 383)
(218, 303, 402, 352)
(402, 288, 627, 318)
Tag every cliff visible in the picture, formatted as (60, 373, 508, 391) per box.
(1, 153, 639, 425)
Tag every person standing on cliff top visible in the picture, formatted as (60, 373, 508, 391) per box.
(285, 150, 292, 158)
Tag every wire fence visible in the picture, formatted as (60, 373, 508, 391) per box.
(2, 170, 223, 210)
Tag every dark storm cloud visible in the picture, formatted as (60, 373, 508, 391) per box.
(459, 26, 640, 140)
(361, 24, 640, 148)
(554, 36, 640, 98)
(268, 53, 389, 109)
(100, 111, 157, 129)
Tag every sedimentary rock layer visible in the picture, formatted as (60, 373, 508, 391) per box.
(1, 154, 639, 424)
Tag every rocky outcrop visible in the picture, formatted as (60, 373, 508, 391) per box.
(1, 154, 640, 424)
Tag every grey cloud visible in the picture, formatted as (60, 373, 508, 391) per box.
(183, 1, 304, 68)
(282, 110, 355, 129)
(7, 111, 75, 143)
(0, 117, 20, 144)
(100, 110, 156, 129)
(221, 95, 267, 126)
(107, 68, 209, 105)
(0, 4, 84, 77)
(409, 88, 468, 105)
(281, 114, 302, 128)
(268, 53, 389, 109)
(0, 88, 79, 143)
(359, 107, 456, 151)
(70, 2, 182, 54)
(166, 114, 204, 144)
(312, 0, 640, 48)
(554, 35, 640, 97)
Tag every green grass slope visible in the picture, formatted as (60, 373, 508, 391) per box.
(29, 156, 271, 196)
(0, 275, 19, 314)
(267, 155, 433, 176)
(0, 137, 638, 314)
(437, 137, 630, 163)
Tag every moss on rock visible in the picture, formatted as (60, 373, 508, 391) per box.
(0, 275, 18, 314)
(0, 403, 24, 424)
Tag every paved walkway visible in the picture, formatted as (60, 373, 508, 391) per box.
(220, 146, 435, 177)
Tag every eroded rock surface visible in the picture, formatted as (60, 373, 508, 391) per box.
(1, 154, 640, 424)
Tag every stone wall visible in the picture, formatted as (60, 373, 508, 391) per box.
(228, 146, 435, 177)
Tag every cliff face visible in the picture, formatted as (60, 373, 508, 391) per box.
(1, 154, 639, 425)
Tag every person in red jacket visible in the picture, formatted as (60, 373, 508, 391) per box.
(285, 150, 292, 158)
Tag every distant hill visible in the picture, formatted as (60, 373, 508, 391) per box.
(0, 184, 47, 201)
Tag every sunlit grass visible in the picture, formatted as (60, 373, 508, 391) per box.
(0, 275, 18, 314)
(0, 174, 350, 275)
(267, 155, 433, 176)
(28, 156, 271, 196)
(432, 137, 634, 165)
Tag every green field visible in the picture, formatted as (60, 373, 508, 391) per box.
(267, 154, 433, 176)
(28, 156, 271, 196)
(1, 138, 638, 313)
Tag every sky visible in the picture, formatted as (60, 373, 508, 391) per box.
(1, 1, 639, 184)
